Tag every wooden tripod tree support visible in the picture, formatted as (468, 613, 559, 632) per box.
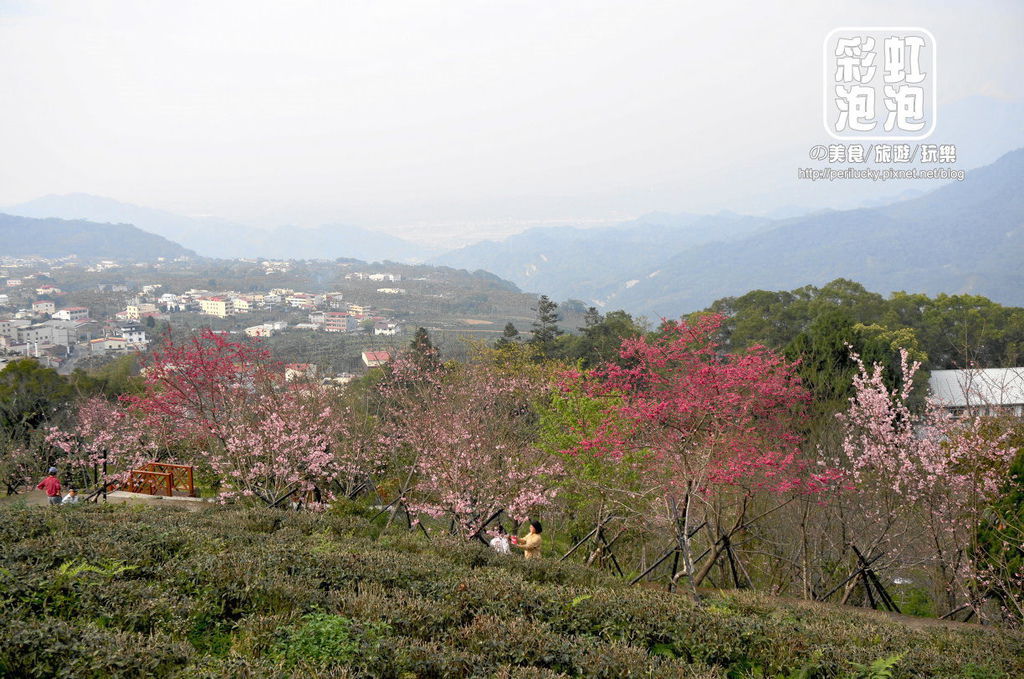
(560, 515, 616, 561)
(556, 515, 627, 576)
(722, 535, 752, 589)
(468, 509, 506, 546)
(628, 521, 708, 588)
(591, 526, 626, 577)
(362, 477, 431, 538)
(821, 545, 901, 613)
(84, 451, 110, 503)
(939, 598, 989, 623)
(369, 493, 431, 539)
(269, 487, 301, 508)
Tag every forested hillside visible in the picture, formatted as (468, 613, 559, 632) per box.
(0, 213, 195, 260)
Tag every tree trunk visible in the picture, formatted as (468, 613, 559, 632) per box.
(672, 489, 700, 601)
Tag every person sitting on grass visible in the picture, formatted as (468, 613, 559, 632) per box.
(514, 520, 543, 560)
(62, 487, 80, 505)
(37, 467, 62, 506)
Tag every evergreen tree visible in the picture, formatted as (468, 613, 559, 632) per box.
(529, 295, 561, 355)
(495, 322, 520, 348)
(582, 306, 603, 329)
(409, 327, 439, 367)
(783, 310, 898, 415)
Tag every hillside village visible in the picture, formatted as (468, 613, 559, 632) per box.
(0, 255, 416, 377)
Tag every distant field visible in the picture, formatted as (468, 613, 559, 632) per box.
(1, 503, 1020, 678)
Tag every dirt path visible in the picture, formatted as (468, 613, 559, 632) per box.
(0, 489, 54, 507)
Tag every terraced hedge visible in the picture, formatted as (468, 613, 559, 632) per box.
(0, 503, 1021, 678)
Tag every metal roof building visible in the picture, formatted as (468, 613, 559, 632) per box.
(928, 368, 1024, 416)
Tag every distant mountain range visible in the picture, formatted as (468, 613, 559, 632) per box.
(0, 213, 195, 260)
(607, 148, 1024, 316)
(4, 194, 434, 263)
(5, 147, 1022, 317)
(432, 212, 773, 303)
(434, 149, 1024, 316)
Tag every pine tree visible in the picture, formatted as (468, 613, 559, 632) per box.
(409, 327, 438, 367)
(582, 306, 603, 329)
(495, 322, 520, 348)
(529, 296, 561, 355)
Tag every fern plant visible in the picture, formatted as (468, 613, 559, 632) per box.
(847, 653, 903, 679)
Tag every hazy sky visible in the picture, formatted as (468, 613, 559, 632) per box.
(2, 1, 1022, 240)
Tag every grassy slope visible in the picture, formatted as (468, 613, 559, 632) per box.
(0, 503, 1021, 679)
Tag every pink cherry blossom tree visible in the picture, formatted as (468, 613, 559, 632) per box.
(200, 384, 360, 506)
(837, 348, 1016, 618)
(378, 352, 560, 538)
(110, 329, 381, 507)
(46, 396, 173, 491)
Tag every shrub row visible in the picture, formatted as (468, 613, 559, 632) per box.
(0, 504, 1020, 678)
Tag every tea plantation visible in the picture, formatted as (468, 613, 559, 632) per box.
(1, 503, 1021, 678)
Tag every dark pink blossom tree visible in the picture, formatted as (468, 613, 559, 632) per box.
(564, 314, 825, 593)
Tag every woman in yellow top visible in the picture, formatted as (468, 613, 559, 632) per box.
(514, 521, 543, 559)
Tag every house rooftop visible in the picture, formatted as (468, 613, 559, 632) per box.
(929, 368, 1024, 408)
(361, 350, 391, 363)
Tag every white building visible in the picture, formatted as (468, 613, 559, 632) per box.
(361, 350, 391, 368)
(115, 323, 148, 347)
(53, 307, 89, 321)
(285, 363, 318, 381)
(230, 298, 251, 313)
(16, 320, 75, 347)
(198, 297, 232, 317)
(286, 294, 316, 309)
(374, 321, 400, 336)
(90, 337, 128, 354)
(0, 318, 31, 339)
(244, 321, 287, 337)
(929, 368, 1024, 417)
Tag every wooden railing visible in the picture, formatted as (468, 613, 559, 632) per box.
(119, 462, 196, 497)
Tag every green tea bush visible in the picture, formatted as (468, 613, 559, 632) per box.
(270, 613, 391, 671)
(0, 504, 1021, 678)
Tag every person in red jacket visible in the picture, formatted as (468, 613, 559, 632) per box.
(37, 467, 62, 506)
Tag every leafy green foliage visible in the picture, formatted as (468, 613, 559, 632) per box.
(847, 653, 902, 679)
(782, 310, 901, 414)
(0, 505, 1019, 678)
(0, 359, 74, 442)
(271, 613, 391, 670)
(555, 309, 646, 368)
(707, 280, 1024, 370)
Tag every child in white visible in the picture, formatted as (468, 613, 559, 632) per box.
(490, 525, 511, 554)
